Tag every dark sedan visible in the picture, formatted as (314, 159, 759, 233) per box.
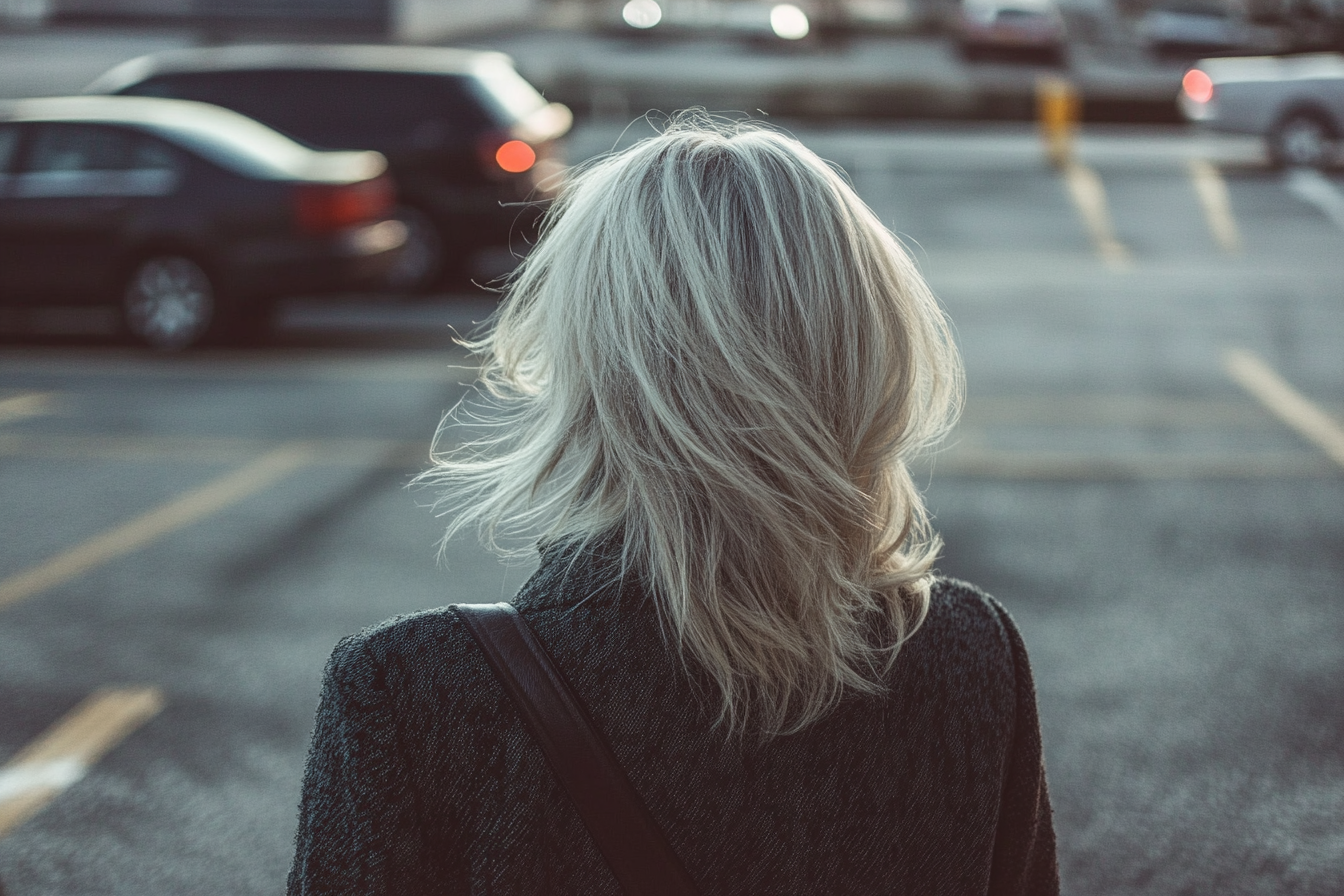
(0, 96, 406, 349)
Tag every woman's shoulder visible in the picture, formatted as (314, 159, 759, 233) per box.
(316, 537, 632, 705)
(927, 577, 1017, 640)
(319, 605, 480, 698)
(907, 577, 1027, 686)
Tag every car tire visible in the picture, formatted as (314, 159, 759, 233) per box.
(122, 254, 219, 350)
(385, 206, 447, 293)
(1269, 111, 1337, 170)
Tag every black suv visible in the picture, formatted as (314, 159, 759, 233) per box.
(87, 45, 572, 290)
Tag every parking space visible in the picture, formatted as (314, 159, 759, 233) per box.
(1, 122, 1342, 893)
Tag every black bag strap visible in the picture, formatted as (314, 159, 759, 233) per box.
(453, 602, 704, 896)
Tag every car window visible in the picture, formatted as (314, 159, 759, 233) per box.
(15, 124, 181, 197)
(0, 124, 20, 173)
(131, 137, 181, 172)
(25, 123, 137, 173)
(127, 70, 490, 151)
(125, 135, 184, 195)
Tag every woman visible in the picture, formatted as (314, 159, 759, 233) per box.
(289, 118, 1058, 895)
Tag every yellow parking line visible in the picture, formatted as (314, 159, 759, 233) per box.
(1061, 161, 1131, 268)
(0, 433, 426, 467)
(0, 391, 56, 425)
(0, 442, 315, 610)
(1189, 159, 1242, 253)
(1225, 348, 1344, 470)
(0, 687, 164, 839)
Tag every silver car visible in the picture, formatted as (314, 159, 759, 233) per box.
(1180, 53, 1344, 168)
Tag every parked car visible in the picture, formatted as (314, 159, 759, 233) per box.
(1179, 52, 1344, 167)
(0, 96, 405, 349)
(86, 44, 573, 291)
(956, 0, 1067, 65)
(1140, 0, 1254, 59)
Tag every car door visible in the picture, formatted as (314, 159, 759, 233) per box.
(3, 122, 145, 303)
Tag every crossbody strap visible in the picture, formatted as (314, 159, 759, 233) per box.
(453, 602, 704, 896)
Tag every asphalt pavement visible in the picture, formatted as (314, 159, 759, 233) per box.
(2, 84, 1344, 896)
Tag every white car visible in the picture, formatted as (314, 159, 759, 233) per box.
(1180, 53, 1344, 167)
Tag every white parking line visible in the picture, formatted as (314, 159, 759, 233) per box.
(0, 442, 315, 610)
(0, 687, 164, 839)
(1061, 161, 1131, 267)
(0, 391, 56, 426)
(1285, 168, 1344, 231)
(1224, 348, 1344, 471)
(1189, 159, 1242, 253)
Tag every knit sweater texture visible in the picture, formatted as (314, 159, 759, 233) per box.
(288, 539, 1059, 895)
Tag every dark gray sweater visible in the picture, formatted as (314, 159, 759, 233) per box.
(288, 540, 1058, 895)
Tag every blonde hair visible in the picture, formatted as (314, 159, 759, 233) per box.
(421, 116, 962, 735)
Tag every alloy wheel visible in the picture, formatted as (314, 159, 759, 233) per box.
(1274, 115, 1334, 169)
(123, 255, 215, 350)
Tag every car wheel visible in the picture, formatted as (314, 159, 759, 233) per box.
(385, 206, 446, 292)
(123, 255, 218, 350)
(1269, 111, 1336, 169)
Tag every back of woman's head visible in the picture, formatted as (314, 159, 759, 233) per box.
(424, 116, 963, 736)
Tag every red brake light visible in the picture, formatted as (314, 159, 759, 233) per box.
(495, 139, 536, 174)
(294, 176, 393, 235)
(1182, 69, 1214, 104)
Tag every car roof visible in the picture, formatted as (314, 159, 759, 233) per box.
(84, 44, 516, 95)
(0, 95, 384, 183)
(3, 94, 256, 129)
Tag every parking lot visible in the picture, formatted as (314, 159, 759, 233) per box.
(1, 30, 1343, 896)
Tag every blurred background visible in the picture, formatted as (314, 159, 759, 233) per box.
(0, 0, 1341, 892)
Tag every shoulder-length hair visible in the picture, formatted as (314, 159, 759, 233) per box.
(420, 117, 963, 736)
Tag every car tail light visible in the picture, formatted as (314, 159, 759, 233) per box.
(1182, 69, 1214, 105)
(495, 139, 537, 174)
(294, 176, 394, 235)
(478, 132, 537, 177)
